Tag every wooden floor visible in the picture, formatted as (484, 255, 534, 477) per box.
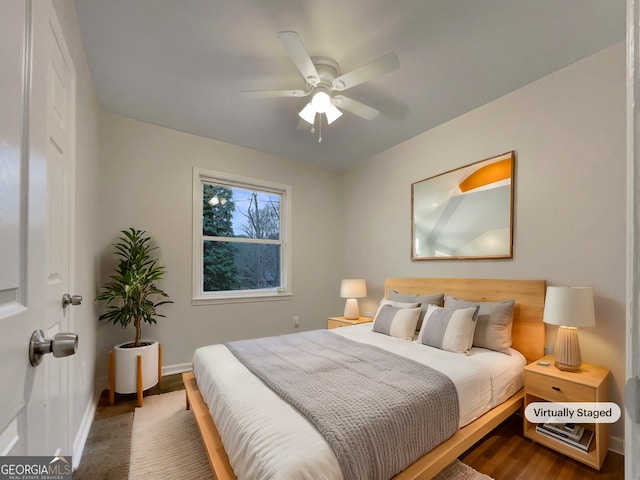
(77, 373, 624, 480)
(460, 414, 624, 480)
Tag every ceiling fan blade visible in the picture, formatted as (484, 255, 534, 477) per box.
(277, 31, 320, 86)
(241, 89, 308, 98)
(333, 95, 380, 120)
(331, 52, 399, 91)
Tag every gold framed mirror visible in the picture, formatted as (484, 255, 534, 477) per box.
(411, 151, 515, 260)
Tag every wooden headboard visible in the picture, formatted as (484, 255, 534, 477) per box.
(385, 278, 547, 363)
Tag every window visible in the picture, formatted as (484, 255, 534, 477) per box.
(193, 168, 291, 303)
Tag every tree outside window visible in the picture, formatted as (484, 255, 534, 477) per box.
(194, 169, 290, 301)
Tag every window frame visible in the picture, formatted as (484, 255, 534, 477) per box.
(192, 167, 292, 304)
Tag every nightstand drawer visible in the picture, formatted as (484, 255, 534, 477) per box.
(328, 319, 347, 329)
(525, 371, 595, 403)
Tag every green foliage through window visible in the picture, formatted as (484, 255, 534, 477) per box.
(201, 181, 283, 293)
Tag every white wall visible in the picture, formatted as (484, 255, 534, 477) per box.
(96, 113, 344, 378)
(90, 36, 626, 449)
(51, 0, 102, 461)
(342, 43, 627, 446)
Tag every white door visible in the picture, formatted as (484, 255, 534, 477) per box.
(38, 0, 77, 456)
(0, 0, 77, 458)
(0, 0, 38, 456)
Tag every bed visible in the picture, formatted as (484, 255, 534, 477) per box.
(183, 277, 547, 480)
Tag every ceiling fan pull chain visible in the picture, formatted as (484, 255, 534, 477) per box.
(318, 115, 322, 143)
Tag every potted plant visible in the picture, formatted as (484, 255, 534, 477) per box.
(96, 228, 172, 394)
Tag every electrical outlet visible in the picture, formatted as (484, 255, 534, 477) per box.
(544, 345, 553, 355)
(364, 311, 373, 318)
(293, 316, 300, 328)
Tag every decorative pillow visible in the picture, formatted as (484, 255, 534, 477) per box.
(444, 295, 515, 354)
(418, 304, 479, 354)
(388, 290, 445, 331)
(372, 300, 421, 340)
(376, 297, 420, 311)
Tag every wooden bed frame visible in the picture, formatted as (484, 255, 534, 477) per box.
(183, 277, 546, 480)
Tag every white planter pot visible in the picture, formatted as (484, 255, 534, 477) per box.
(114, 340, 159, 394)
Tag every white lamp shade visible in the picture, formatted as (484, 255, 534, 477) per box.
(340, 279, 367, 299)
(325, 104, 343, 125)
(311, 90, 331, 113)
(300, 93, 342, 126)
(543, 286, 595, 327)
(298, 102, 316, 124)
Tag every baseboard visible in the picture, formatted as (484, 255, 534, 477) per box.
(162, 362, 192, 376)
(609, 435, 624, 455)
(71, 381, 102, 470)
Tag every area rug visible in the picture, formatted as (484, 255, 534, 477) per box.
(434, 460, 494, 480)
(128, 389, 492, 480)
(129, 390, 214, 480)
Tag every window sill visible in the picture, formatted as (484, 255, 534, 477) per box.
(191, 292, 292, 306)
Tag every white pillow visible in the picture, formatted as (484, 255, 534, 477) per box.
(388, 290, 445, 331)
(418, 304, 479, 354)
(372, 299, 421, 340)
(444, 295, 515, 354)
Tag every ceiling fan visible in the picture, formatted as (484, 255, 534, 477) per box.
(243, 31, 400, 131)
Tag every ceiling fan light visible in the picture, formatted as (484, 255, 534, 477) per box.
(311, 91, 331, 113)
(298, 102, 316, 124)
(325, 104, 343, 125)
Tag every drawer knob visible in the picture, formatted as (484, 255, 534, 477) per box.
(551, 386, 561, 392)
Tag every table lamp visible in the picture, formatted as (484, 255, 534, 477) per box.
(340, 279, 367, 320)
(543, 286, 596, 372)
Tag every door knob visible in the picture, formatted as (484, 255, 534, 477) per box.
(62, 293, 82, 308)
(29, 329, 78, 366)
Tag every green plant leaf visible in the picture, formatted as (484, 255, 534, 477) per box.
(95, 228, 173, 344)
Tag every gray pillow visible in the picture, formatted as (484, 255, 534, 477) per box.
(418, 304, 479, 354)
(444, 295, 515, 354)
(388, 290, 445, 331)
(372, 304, 422, 341)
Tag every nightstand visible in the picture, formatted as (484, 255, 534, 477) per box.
(523, 355, 610, 469)
(327, 316, 372, 329)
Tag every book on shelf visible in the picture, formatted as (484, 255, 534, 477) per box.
(538, 422, 585, 442)
(535, 424, 594, 452)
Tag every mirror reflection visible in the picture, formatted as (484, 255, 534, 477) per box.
(411, 151, 514, 260)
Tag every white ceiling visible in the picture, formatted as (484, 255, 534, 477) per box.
(73, 0, 625, 170)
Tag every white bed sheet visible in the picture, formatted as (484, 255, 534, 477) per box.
(192, 323, 525, 480)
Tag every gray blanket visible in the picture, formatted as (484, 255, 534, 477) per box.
(225, 330, 459, 480)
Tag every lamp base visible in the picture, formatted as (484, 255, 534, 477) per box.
(554, 326, 582, 372)
(554, 361, 582, 373)
(343, 298, 360, 320)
